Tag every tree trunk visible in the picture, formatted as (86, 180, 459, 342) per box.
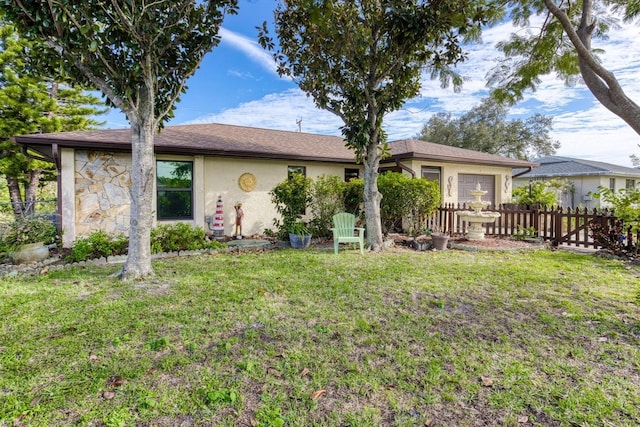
(121, 93, 156, 280)
(363, 141, 383, 251)
(6, 177, 24, 217)
(24, 169, 41, 215)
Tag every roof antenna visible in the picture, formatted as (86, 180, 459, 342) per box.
(296, 118, 302, 132)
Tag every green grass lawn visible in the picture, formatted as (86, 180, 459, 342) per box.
(1, 248, 639, 426)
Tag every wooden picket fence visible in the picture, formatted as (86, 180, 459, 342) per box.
(427, 203, 639, 249)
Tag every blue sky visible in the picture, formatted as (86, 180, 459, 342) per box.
(103, 0, 640, 167)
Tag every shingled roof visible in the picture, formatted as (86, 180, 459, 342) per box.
(515, 155, 640, 178)
(389, 139, 535, 168)
(16, 123, 355, 163)
(14, 122, 536, 168)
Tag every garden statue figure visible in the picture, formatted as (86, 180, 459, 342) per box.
(234, 202, 244, 238)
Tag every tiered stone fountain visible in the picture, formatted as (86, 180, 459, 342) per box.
(456, 183, 501, 240)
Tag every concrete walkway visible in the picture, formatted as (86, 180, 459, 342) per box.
(226, 239, 272, 250)
(556, 244, 598, 255)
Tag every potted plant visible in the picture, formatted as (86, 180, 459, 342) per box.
(288, 220, 312, 249)
(1, 216, 58, 264)
(430, 227, 450, 251)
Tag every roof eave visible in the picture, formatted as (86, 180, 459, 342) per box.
(15, 136, 358, 165)
(392, 152, 537, 168)
(15, 134, 538, 169)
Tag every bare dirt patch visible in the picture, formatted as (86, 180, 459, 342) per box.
(449, 236, 548, 250)
(132, 280, 173, 295)
(389, 234, 548, 252)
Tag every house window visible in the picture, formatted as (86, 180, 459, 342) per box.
(288, 165, 306, 179)
(626, 179, 636, 190)
(609, 178, 616, 191)
(421, 166, 441, 182)
(156, 160, 193, 220)
(344, 168, 359, 181)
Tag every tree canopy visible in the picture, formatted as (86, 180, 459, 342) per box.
(0, 17, 105, 216)
(490, 0, 640, 136)
(417, 98, 560, 160)
(1, 0, 237, 279)
(259, 0, 500, 251)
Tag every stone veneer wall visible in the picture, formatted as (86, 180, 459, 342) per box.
(75, 151, 132, 237)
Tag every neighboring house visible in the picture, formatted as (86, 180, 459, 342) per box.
(513, 155, 640, 208)
(14, 123, 534, 246)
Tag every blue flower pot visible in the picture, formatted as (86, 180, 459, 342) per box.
(289, 233, 312, 249)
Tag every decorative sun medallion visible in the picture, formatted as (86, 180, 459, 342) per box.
(238, 173, 257, 192)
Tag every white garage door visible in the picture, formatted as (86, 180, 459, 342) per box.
(458, 174, 495, 206)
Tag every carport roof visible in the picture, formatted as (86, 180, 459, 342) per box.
(15, 122, 536, 168)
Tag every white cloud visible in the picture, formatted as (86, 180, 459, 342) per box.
(554, 124, 638, 166)
(186, 89, 344, 135)
(227, 69, 254, 79)
(187, 89, 437, 141)
(219, 27, 281, 77)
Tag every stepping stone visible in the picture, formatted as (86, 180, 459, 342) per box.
(226, 239, 272, 250)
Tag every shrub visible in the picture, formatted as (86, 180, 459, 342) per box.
(151, 223, 208, 253)
(343, 178, 364, 219)
(512, 181, 558, 207)
(407, 178, 441, 236)
(202, 239, 227, 251)
(513, 225, 537, 241)
(270, 173, 312, 239)
(65, 238, 95, 263)
(309, 174, 346, 238)
(589, 219, 632, 256)
(66, 224, 224, 262)
(546, 178, 575, 204)
(378, 172, 407, 233)
(66, 230, 126, 262)
(378, 172, 441, 235)
(111, 233, 130, 256)
(0, 215, 58, 251)
(590, 186, 640, 257)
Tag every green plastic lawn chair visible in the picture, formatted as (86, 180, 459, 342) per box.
(331, 212, 365, 254)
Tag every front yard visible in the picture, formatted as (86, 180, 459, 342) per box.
(1, 248, 639, 426)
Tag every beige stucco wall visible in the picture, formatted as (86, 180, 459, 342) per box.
(202, 157, 358, 236)
(60, 148, 76, 248)
(62, 149, 523, 244)
(397, 160, 514, 205)
(61, 149, 360, 244)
